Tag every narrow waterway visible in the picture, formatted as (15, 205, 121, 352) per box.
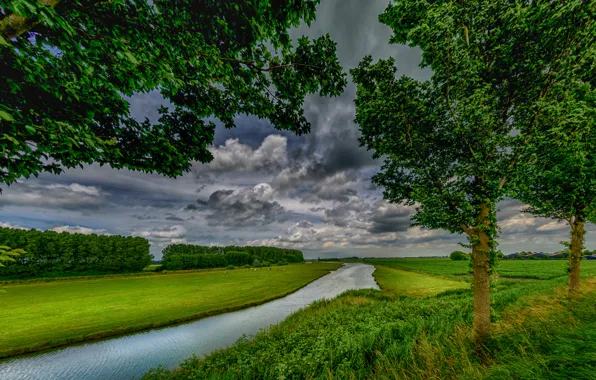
(0, 263, 379, 380)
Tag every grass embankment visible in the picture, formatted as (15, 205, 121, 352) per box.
(0, 262, 341, 358)
(144, 260, 596, 379)
(373, 265, 469, 297)
(368, 257, 596, 279)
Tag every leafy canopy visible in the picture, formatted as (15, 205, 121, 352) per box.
(352, 0, 594, 247)
(509, 2, 595, 226)
(0, 0, 346, 186)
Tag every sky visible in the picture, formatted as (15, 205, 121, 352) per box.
(1, 0, 593, 259)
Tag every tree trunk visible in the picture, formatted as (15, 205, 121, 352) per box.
(568, 219, 585, 297)
(472, 227, 491, 339)
(470, 202, 492, 339)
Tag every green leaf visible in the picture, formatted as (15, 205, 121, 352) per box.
(0, 110, 14, 121)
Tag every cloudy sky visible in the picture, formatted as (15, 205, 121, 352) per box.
(1, 0, 592, 259)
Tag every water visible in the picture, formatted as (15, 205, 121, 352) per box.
(0, 263, 378, 380)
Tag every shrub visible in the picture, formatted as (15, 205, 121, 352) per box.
(277, 260, 289, 266)
(449, 251, 469, 261)
(227, 265, 235, 270)
(242, 264, 251, 268)
(252, 259, 261, 267)
(262, 261, 271, 267)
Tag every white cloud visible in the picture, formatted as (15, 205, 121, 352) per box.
(536, 220, 569, 232)
(200, 135, 288, 173)
(0, 222, 29, 230)
(136, 225, 186, 240)
(50, 225, 110, 235)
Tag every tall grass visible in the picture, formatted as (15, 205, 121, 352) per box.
(144, 274, 596, 379)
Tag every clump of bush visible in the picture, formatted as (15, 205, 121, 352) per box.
(450, 251, 470, 261)
(226, 265, 235, 270)
(276, 260, 289, 266)
(242, 264, 251, 269)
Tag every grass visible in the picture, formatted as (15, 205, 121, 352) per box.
(373, 265, 469, 297)
(0, 262, 341, 358)
(367, 257, 596, 279)
(143, 261, 596, 379)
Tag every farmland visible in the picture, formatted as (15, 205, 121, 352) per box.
(0, 262, 341, 358)
(144, 260, 596, 380)
(372, 265, 469, 297)
(366, 258, 596, 279)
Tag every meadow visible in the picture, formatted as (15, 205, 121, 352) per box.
(372, 265, 469, 297)
(144, 259, 596, 379)
(0, 262, 341, 358)
(367, 257, 596, 279)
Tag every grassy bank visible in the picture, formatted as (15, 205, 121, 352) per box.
(0, 262, 341, 358)
(143, 262, 596, 379)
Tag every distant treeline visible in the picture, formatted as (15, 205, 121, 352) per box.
(0, 227, 152, 277)
(161, 244, 303, 270)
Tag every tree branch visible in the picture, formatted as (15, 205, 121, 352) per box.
(0, 0, 61, 40)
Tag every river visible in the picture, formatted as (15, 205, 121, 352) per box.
(0, 263, 378, 380)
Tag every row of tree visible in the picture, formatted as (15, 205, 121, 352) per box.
(0, 227, 152, 277)
(353, 0, 594, 338)
(161, 244, 303, 270)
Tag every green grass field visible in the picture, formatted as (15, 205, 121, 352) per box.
(373, 265, 469, 297)
(144, 262, 596, 380)
(367, 258, 596, 279)
(0, 262, 341, 358)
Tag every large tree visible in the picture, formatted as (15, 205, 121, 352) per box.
(0, 0, 346, 186)
(508, 1, 595, 297)
(352, 0, 593, 338)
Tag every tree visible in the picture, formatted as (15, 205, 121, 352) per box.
(0, 0, 346, 186)
(449, 251, 468, 261)
(351, 0, 592, 338)
(511, 86, 595, 296)
(506, 1, 594, 297)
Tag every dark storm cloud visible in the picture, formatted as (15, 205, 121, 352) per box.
(368, 200, 412, 234)
(165, 215, 185, 221)
(296, 220, 314, 229)
(200, 185, 289, 228)
(0, 182, 106, 211)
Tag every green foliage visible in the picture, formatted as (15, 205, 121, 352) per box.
(161, 244, 303, 270)
(0, 245, 23, 266)
(226, 265, 234, 270)
(0, 227, 151, 277)
(252, 259, 261, 267)
(449, 251, 469, 261)
(0, 0, 346, 186)
(276, 260, 288, 266)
